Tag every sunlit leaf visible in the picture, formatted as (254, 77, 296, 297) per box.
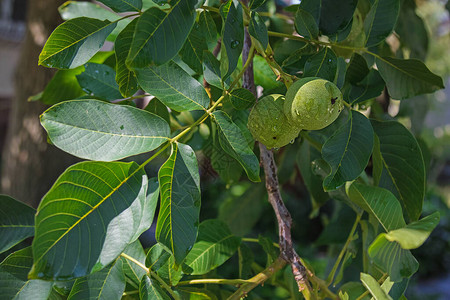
(136, 61, 210, 112)
(360, 273, 392, 300)
(40, 100, 170, 161)
(39, 18, 116, 69)
(30, 161, 148, 280)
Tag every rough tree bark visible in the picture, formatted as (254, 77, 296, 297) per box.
(1, 0, 79, 208)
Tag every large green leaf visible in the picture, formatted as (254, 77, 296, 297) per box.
(303, 47, 337, 82)
(295, 8, 319, 39)
(30, 161, 148, 280)
(0, 195, 35, 254)
(384, 212, 440, 249)
(179, 21, 208, 74)
(67, 259, 125, 300)
(368, 234, 418, 282)
(136, 62, 210, 112)
(376, 57, 444, 100)
(39, 18, 116, 69)
(76, 63, 122, 100)
(212, 111, 260, 182)
(184, 219, 241, 275)
(0, 247, 53, 299)
(360, 273, 392, 300)
(156, 143, 201, 265)
(126, 1, 197, 68)
(115, 19, 139, 98)
(371, 119, 425, 221)
(202, 51, 223, 89)
(198, 11, 218, 49)
(139, 275, 170, 300)
(146, 243, 171, 272)
(220, 0, 244, 80)
(299, 0, 321, 24)
(96, 0, 142, 12)
(347, 183, 406, 232)
(322, 111, 374, 191)
(345, 53, 369, 85)
(364, 0, 400, 47)
(40, 100, 170, 161)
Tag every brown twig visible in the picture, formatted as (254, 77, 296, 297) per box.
(231, 1, 314, 298)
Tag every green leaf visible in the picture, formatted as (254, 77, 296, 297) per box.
(371, 119, 425, 221)
(368, 234, 418, 282)
(218, 184, 265, 236)
(202, 51, 223, 89)
(156, 254, 182, 286)
(345, 53, 369, 85)
(0, 247, 53, 300)
(249, 11, 268, 50)
(253, 55, 281, 90)
(146, 243, 171, 272)
(384, 212, 440, 249)
(319, 0, 356, 36)
(126, 1, 197, 68)
(39, 18, 116, 69)
(347, 183, 406, 232)
(238, 244, 254, 279)
(59, 1, 120, 20)
(96, 0, 142, 12)
(212, 111, 260, 182)
(297, 142, 329, 212)
(41, 68, 85, 105)
(220, 1, 244, 80)
(145, 98, 170, 124)
(41, 100, 170, 161)
(303, 47, 337, 82)
(258, 235, 278, 264)
(176, 287, 218, 299)
(67, 259, 125, 300)
(76, 63, 122, 100)
(136, 61, 210, 112)
(229, 88, 256, 110)
(30, 161, 148, 280)
(249, 0, 268, 10)
(364, 0, 400, 47)
(295, 8, 319, 39)
(0, 195, 35, 254)
(156, 143, 201, 265)
(322, 111, 374, 191)
(139, 276, 170, 300)
(198, 11, 218, 49)
(121, 241, 147, 286)
(179, 22, 208, 74)
(115, 19, 139, 97)
(345, 69, 385, 104)
(360, 273, 392, 300)
(299, 0, 321, 24)
(376, 56, 444, 100)
(209, 132, 243, 185)
(184, 219, 241, 275)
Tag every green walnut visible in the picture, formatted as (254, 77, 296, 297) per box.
(284, 78, 344, 130)
(248, 94, 301, 149)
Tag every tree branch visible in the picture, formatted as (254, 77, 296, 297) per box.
(236, 1, 314, 297)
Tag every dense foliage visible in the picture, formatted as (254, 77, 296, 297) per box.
(0, 0, 446, 299)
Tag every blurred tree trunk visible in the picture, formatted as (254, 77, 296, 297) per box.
(1, 0, 79, 208)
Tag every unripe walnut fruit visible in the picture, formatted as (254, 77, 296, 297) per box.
(284, 78, 344, 130)
(248, 94, 301, 149)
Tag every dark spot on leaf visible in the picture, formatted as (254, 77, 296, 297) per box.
(331, 97, 337, 105)
(273, 137, 277, 139)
